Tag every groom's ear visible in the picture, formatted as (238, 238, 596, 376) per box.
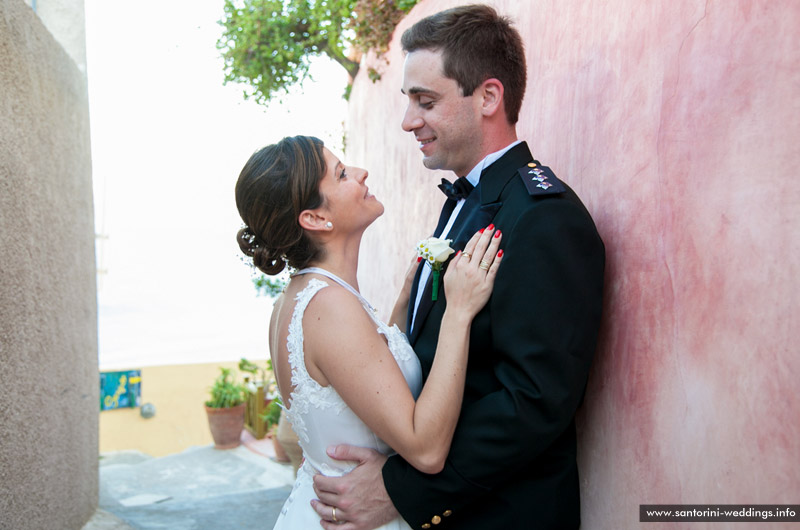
(298, 209, 330, 233)
(479, 78, 505, 118)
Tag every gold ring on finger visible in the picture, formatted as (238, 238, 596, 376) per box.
(332, 506, 338, 522)
(462, 252, 472, 261)
(479, 260, 491, 271)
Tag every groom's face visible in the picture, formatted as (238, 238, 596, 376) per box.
(401, 49, 482, 177)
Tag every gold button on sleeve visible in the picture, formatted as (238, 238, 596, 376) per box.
(431, 515, 442, 524)
(443, 510, 452, 517)
(421, 524, 431, 529)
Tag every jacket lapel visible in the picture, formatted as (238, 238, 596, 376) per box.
(408, 142, 534, 345)
(445, 142, 533, 248)
(407, 198, 457, 338)
(409, 192, 482, 344)
(433, 198, 458, 238)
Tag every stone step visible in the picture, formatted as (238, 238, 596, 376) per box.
(88, 440, 294, 529)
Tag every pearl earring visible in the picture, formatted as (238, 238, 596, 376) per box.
(325, 222, 333, 229)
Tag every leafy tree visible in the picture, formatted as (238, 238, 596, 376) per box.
(217, 0, 418, 104)
(218, 0, 359, 104)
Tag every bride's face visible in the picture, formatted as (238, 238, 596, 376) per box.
(317, 148, 384, 233)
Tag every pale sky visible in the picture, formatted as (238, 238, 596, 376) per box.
(84, 0, 349, 369)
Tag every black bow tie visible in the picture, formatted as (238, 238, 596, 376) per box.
(438, 177, 474, 201)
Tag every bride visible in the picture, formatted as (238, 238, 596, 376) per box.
(235, 136, 502, 529)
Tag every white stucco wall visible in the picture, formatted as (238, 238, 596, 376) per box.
(0, 1, 97, 528)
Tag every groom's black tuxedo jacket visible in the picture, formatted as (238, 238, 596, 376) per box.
(383, 142, 605, 529)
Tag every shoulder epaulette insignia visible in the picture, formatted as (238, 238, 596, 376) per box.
(518, 161, 566, 196)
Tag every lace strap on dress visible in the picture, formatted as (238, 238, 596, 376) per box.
(286, 278, 328, 387)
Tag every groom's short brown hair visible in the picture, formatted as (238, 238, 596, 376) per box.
(401, 4, 527, 124)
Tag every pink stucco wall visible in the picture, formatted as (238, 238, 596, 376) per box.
(350, 1, 799, 528)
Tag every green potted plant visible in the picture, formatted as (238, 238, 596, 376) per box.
(204, 367, 246, 449)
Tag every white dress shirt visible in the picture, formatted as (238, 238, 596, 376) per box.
(410, 140, 522, 332)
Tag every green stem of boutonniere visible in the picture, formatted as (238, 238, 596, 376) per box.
(415, 236, 454, 302)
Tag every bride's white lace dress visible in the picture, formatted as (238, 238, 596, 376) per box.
(272, 268, 421, 530)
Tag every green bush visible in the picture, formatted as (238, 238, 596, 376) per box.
(205, 367, 246, 408)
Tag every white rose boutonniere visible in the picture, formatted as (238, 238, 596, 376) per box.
(416, 237, 455, 301)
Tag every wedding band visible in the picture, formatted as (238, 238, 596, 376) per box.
(479, 260, 491, 271)
(461, 252, 472, 261)
(332, 506, 338, 522)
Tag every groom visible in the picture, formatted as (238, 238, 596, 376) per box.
(312, 5, 605, 529)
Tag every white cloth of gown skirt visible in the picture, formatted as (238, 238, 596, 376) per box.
(272, 268, 422, 530)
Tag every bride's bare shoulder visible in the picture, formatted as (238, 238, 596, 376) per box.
(303, 281, 361, 321)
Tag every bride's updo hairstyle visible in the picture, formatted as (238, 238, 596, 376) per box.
(235, 135, 327, 275)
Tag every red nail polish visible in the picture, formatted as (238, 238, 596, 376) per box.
(497, 249, 504, 257)
(456, 250, 462, 256)
(494, 230, 501, 238)
(479, 228, 485, 233)
(417, 257, 422, 262)
(487, 224, 495, 230)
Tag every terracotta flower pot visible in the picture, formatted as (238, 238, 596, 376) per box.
(205, 403, 245, 449)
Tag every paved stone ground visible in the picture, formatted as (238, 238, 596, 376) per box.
(84, 446, 293, 530)
(83, 509, 137, 530)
